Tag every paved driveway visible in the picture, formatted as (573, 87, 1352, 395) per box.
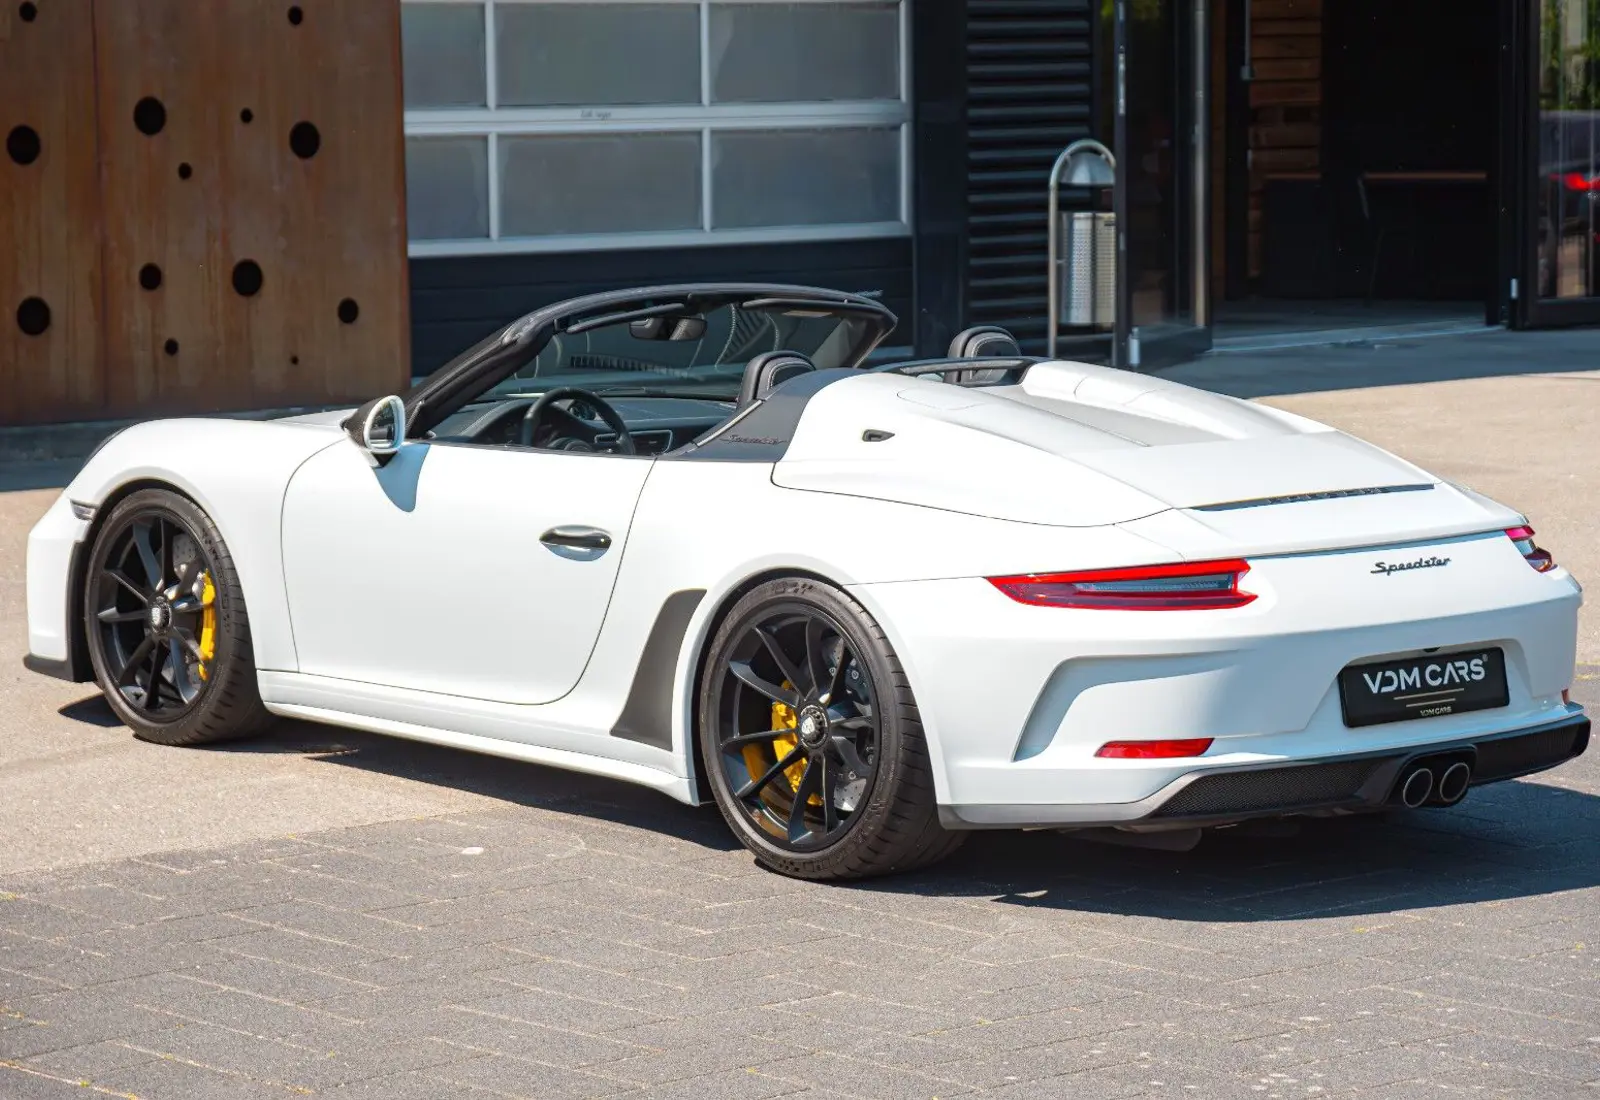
(4, 336, 1600, 1098)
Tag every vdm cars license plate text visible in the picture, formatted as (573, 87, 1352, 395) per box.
(1337, 648, 1510, 728)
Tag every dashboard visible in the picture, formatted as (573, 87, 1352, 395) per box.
(428, 394, 736, 456)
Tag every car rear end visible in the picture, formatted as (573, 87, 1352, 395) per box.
(853, 516, 1586, 832)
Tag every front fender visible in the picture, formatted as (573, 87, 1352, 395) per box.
(52, 418, 344, 674)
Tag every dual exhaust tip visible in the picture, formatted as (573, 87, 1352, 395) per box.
(1397, 759, 1472, 809)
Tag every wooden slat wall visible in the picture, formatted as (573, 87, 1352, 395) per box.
(1247, 0, 1321, 278)
(2, 0, 409, 428)
(0, 0, 106, 425)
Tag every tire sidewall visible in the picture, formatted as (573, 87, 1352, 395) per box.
(84, 489, 249, 740)
(698, 577, 917, 875)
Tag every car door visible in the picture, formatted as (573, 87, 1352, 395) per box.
(279, 435, 652, 705)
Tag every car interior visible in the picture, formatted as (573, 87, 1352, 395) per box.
(423, 299, 1033, 458)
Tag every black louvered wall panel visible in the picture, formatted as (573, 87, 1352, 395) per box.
(964, 1, 1099, 350)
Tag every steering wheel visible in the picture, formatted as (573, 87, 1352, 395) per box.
(518, 387, 637, 455)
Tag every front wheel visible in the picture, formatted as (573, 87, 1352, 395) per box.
(83, 488, 273, 747)
(698, 577, 964, 880)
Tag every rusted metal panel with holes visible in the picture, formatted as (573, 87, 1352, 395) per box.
(0, 0, 107, 427)
(2, 0, 410, 428)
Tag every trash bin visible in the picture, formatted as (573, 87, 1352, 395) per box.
(1047, 139, 1117, 355)
(1059, 209, 1116, 328)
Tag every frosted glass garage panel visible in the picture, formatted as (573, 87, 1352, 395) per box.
(712, 128, 901, 229)
(496, 4, 701, 107)
(402, 3, 487, 108)
(710, 3, 900, 104)
(499, 133, 703, 236)
(405, 138, 490, 240)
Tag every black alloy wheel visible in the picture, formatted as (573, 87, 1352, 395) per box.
(91, 510, 214, 718)
(700, 577, 963, 880)
(84, 489, 272, 746)
(715, 604, 879, 850)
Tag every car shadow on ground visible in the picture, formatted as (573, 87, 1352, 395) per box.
(60, 694, 1599, 922)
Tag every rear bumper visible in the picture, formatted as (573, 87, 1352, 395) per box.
(938, 710, 1590, 830)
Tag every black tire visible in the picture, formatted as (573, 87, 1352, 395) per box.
(83, 487, 273, 747)
(698, 576, 964, 880)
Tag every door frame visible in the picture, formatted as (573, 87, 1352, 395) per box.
(1507, 0, 1600, 328)
(1113, 0, 1213, 369)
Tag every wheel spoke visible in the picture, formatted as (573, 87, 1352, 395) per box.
(722, 728, 790, 749)
(802, 617, 832, 699)
(787, 755, 823, 844)
(818, 754, 838, 833)
(104, 568, 150, 606)
(136, 640, 167, 710)
(97, 606, 146, 624)
(729, 660, 800, 708)
(755, 626, 807, 699)
(132, 522, 163, 590)
(158, 520, 175, 591)
(826, 641, 853, 704)
(834, 713, 874, 732)
(735, 745, 804, 800)
(116, 636, 155, 686)
(830, 733, 870, 777)
(167, 638, 196, 699)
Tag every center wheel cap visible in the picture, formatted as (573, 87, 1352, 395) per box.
(147, 600, 172, 634)
(796, 704, 829, 750)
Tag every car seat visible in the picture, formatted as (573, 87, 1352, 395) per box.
(737, 350, 816, 407)
(944, 326, 1021, 384)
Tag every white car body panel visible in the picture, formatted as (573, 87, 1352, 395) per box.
(24, 341, 1587, 830)
(279, 439, 654, 704)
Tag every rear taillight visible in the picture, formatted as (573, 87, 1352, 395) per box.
(1506, 526, 1557, 572)
(1096, 738, 1215, 759)
(988, 559, 1255, 610)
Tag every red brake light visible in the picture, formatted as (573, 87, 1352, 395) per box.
(1096, 738, 1215, 759)
(988, 559, 1256, 610)
(1505, 526, 1557, 572)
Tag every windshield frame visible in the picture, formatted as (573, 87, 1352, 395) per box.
(400, 283, 897, 439)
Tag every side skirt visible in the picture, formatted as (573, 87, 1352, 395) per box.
(263, 699, 697, 804)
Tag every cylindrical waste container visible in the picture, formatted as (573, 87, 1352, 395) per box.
(1059, 210, 1116, 329)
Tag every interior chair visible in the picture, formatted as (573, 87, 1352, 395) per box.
(736, 350, 816, 407)
(944, 326, 1021, 383)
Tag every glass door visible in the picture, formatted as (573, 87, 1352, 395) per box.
(1113, 0, 1212, 367)
(1517, 0, 1600, 325)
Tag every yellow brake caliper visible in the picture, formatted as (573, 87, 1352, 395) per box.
(741, 682, 822, 807)
(195, 572, 217, 680)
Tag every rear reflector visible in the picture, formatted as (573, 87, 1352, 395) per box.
(1506, 526, 1557, 572)
(1096, 738, 1215, 759)
(989, 559, 1255, 610)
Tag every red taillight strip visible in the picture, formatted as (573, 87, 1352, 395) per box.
(1096, 738, 1215, 759)
(1505, 526, 1557, 572)
(988, 559, 1256, 610)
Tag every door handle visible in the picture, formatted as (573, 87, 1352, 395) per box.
(540, 525, 612, 551)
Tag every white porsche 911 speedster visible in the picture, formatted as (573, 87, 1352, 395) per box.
(24, 283, 1589, 879)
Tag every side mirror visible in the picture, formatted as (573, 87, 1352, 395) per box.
(346, 395, 405, 466)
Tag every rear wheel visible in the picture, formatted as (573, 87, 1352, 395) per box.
(698, 577, 964, 880)
(83, 488, 272, 746)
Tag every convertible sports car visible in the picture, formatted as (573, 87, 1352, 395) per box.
(23, 283, 1589, 879)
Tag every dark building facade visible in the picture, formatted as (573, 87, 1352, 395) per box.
(7, 1, 1600, 427)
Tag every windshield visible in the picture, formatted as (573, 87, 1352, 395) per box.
(486, 300, 879, 400)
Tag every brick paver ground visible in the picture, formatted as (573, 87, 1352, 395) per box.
(4, 673, 1598, 1100)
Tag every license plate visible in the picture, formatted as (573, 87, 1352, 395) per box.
(1338, 648, 1509, 728)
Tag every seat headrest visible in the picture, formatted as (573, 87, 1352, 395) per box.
(944, 325, 1021, 384)
(737, 350, 816, 406)
(947, 325, 1021, 359)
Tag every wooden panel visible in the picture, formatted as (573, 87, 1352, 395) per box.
(96, 0, 409, 419)
(0, 0, 105, 427)
(1246, 0, 1321, 278)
